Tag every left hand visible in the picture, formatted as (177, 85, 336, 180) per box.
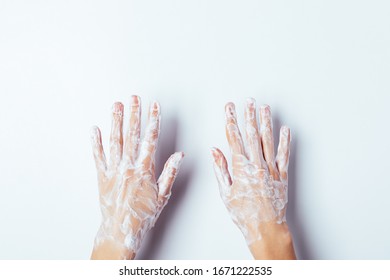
(90, 96, 184, 259)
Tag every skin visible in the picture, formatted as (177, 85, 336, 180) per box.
(90, 96, 184, 260)
(211, 98, 296, 260)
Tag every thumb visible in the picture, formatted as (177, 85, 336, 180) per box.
(211, 147, 232, 197)
(157, 152, 185, 204)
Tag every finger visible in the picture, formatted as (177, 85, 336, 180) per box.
(124, 95, 141, 166)
(245, 98, 266, 167)
(157, 152, 185, 204)
(90, 126, 107, 177)
(259, 105, 279, 180)
(225, 102, 245, 156)
(276, 126, 291, 183)
(109, 102, 124, 170)
(211, 147, 232, 197)
(137, 101, 160, 171)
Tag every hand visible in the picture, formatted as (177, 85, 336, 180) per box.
(211, 98, 295, 259)
(90, 96, 184, 260)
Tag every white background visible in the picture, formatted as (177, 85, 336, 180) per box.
(0, 0, 389, 259)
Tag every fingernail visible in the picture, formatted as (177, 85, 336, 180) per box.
(260, 104, 270, 111)
(225, 102, 236, 118)
(281, 125, 290, 136)
(131, 95, 140, 106)
(150, 100, 160, 113)
(245, 98, 256, 120)
(112, 102, 124, 115)
(260, 105, 271, 118)
(246, 97, 255, 107)
(210, 147, 219, 158)
(171, 152, 184, 168)
(90, 126, 99, 139)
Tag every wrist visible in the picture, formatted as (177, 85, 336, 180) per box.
(248, 222, 296, 260)
(91, 237, 135, 260)
(90, 223, 140, 260)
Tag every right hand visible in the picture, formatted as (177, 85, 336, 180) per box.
(211, 99, 295, 259)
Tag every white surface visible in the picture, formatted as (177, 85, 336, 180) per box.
(0, 0, 389, 259)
